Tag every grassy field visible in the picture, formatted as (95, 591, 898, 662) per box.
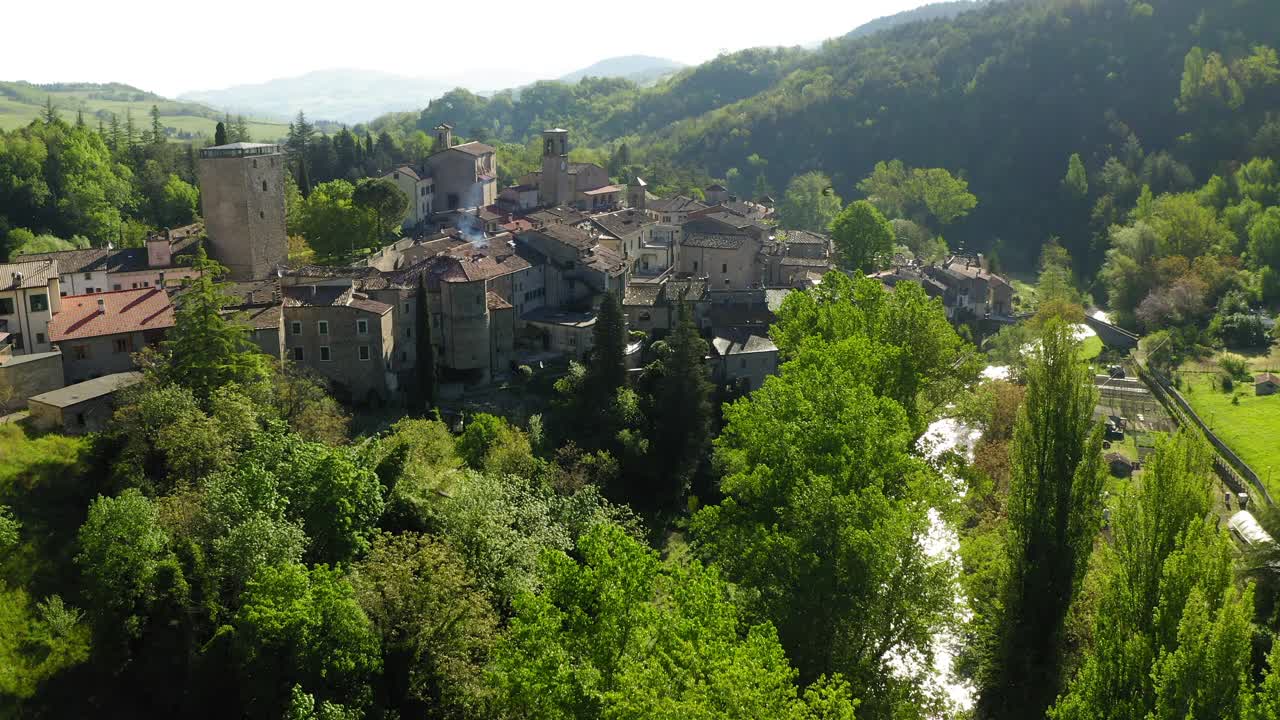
(0, 81, 290, 141)
(1179, 371, 1280, 493)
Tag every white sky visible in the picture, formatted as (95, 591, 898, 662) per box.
(4, 0, 934, 97)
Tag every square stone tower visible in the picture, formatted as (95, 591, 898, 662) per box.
(540, 128, 571, 208)
(198, 142, 288, 281)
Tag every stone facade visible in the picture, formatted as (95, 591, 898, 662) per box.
(0, 350, 63, 413)
(27, 372, 142, 434)
(198, 143, 288, 281)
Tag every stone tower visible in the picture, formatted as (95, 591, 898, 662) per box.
(197, 142, 288, 281)
(435, 123, 453, 150)
(540, 128, 570, 208)
(628, 177, 647, 211)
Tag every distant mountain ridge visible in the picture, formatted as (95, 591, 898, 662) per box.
(558, 56, 687, 86)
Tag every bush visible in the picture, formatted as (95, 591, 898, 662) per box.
(1218, 353, 1251, 382)
(1220, 374, 1234, 392)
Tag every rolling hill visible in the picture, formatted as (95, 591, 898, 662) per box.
(558, 56, 687, 86)
(0, 81, 290, 141)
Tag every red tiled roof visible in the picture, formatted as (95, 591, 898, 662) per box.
(48, 288, 174, 342)
(486, 291, 513, 310)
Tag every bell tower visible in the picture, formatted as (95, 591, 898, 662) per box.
(434, 123, 453, 150)
(540, 128, 571, 208)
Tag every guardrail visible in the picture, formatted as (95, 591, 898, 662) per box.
(1134, 358, 1274, 507)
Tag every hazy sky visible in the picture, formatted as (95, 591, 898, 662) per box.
(5, 0, 935, 97)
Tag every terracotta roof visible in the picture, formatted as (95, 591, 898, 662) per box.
(432, 242, 532, 283)
(448, 141, 495, 157)
(13, 248, 109, 274)
(648, 196, 707, 214)
(683, 233, 745, 250)
(486, 291, 513, 311)
(592, 209, 654, 239)
(781, 229, 829, 245)
(623, 284, 662, 307)
(2, 260, 59, 290)
(385, 166, 422, 182)
(48, 288, 174, 342)
(712, 330, 777, 356)
(281, 285, 392, 315)
(582, 184, 625, 196)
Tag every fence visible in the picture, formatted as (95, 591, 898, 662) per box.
(1134, 359, 1274, 506)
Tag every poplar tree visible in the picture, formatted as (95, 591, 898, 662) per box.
(976, 320, 1106, 720)
(586, 290, 627, 402)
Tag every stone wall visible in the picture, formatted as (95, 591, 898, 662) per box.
(0, 350, 63, 412)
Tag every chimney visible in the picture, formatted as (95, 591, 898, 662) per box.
(96, 298, 105, 315)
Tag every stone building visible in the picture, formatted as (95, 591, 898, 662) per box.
(1, 260, 62, 356)
(711, 329, 779, 392)
(517, 224, 628, 305)
(519, 129, 620, 210)
(425, 125, 497, 212)
(764, 230, 833, 287)
(646, 195, 708, 225)
(47, 288, 174, 383)
(924, 254, 1014, 318)
(198, 143, 288, 281)
(380, 165, 435, 229)
(0, 349, 63, 414)
(622, 277, 709, 336)
(677, 213, 770, 290)
(27, 372, 143, 434)
(279, 283, 397, 404)
(1257, 372, 1279, 397)
(16, 225, 204, 296)
(589, 209, 666, 276)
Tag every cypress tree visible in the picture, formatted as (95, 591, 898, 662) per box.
(41, 96, 59, 124)
(107, 113, 123, 155)
(149, 104, 164, 145)
(976, 320, 1106, 719)
(214, 122, 228, 146)
(586, 290, 627, 403)
(648, 297, 713, 506)
(415, 275, 436, 410)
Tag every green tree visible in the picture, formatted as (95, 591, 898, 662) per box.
(296, 179, 377, 259)
(1248, 206, 1280, 270)
(857, 160, 977, 228)
(352, 177, 408, 248)
(148, 105, 165, 145)
(351, 532, 497, 718)
(692, 338, 954, 719)
(1063, 153, 1089, 199)
(778, 171, 843, 232)
(214, 121, 228, 146)
(41, 96, 59, 125)
(829, 199, 894, 272)
(489, 523, 861, 720)
(233, 563, 381, 717)
(457, 413, 508, 469)
(976, 321, 1105, 720)
(159, 174, 199, 227)
(162, 247, 270, 401)
(643, 299, 713, 506)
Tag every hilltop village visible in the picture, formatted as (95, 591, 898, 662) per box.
(1, 125, 1012, 420)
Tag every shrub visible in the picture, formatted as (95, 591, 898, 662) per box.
(1218, 353, 1251, 382)
(1220, 374, 1234, 392)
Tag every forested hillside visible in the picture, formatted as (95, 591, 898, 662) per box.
(369, 0, 1280, 270)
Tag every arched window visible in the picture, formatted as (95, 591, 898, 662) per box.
(262, 180, 268, 192)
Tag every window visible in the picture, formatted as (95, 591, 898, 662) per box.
(131, 283, 139, 289)
(35, 333, 45, 345)
(403, 303, 410, 313)
(319, 346, 331, 362)
(72, 345, 89, 360)
(722, 263, 728, 273)
(317, 320, 329, 336)
(475, 295, 481, 306)
(11, 334, 22, 350)
(291, 347, 304, 361)
(84, 272, 92, 280)
(639, 311, 651, 322)
(259, 210, 265, 219)
(359, 346, 371, 361)
(29, 294, 48, 312)
(290, 321, 302, 335)
(0, 298, 14, 314)
(113, 284, 122, 291)
(400, 351, 407, 362)
(740, 358, 747, 369)
(405, 327, 411, 338)
(113, 337, 134, 353)
(357, 319, 368, 335)
(692, 261, 699, 272)
(262, 180, 268, 192)
(568, 335, 577, 347)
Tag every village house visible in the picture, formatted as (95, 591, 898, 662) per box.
(380, 165, 435, 230)
(16, 226, 204, 297)
(622, 277, 710, 336)
(677, 213, 771, 290)
(588, 208, 670, 277)
(646, 195, 709, 225)
(1256, 372, 1279, 396)
(1, 259, 61, 356)
(764, 229, 833, 287)
(0, 347, 63, 414)
(47, 288, 174, 383)
(425, 124, 497, 212)
(710, 328, 779, 392)
(518, 129, 622, 211)
(26, 372, 143, 435)
(924, 254, 1014, 318)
